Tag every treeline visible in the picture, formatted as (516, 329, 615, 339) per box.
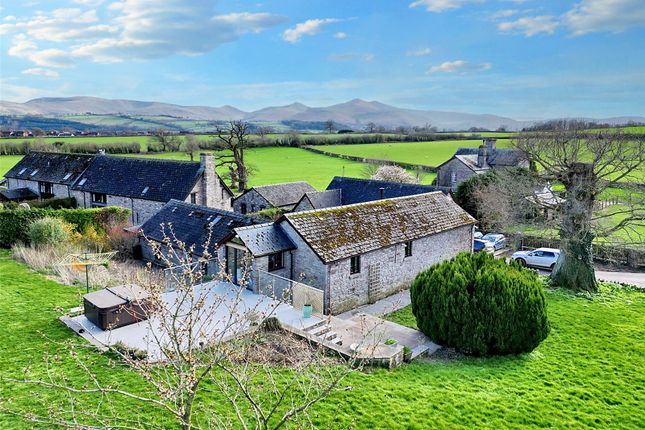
(524, 119, 645, 132)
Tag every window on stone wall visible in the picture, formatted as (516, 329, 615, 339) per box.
(268, 252, 284, 271)
(350, 255, 361, 274)
(190, 192, 197, 204)
(90, 192, 107, 207)
(38, 181, 54, 199)
(240, 203, 248, 214)
(405, 240, 413, 257)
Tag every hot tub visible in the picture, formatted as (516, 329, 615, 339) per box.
(83, 284, 150, 330)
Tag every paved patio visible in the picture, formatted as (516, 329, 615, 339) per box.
(62, 281, 322, 361)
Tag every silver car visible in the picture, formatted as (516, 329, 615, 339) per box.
(481, 233, 506, 250)
(511, 248, 561, 270)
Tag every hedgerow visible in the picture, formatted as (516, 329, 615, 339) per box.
(410, 252, 549, 356)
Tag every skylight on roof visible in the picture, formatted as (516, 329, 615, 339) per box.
(171, 207, 178, 213)
(141, 186, 149, 195)
(63, 172, 72, 180)
(18, 168, 27, 175)
(30, 169, 39, 176)
(78, 178, 87, 186)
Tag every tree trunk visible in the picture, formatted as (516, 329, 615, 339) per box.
(551, 162, 598, 292)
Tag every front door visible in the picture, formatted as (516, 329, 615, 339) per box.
(226, 246, 252, 289)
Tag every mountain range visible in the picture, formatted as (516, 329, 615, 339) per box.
(1, 97, 643, 131)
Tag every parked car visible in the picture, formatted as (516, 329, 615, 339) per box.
(474, 228, 483, 239)
(474, 239, 495, 253)
(481, 233, 506, 250)
(511, 248, 561, 270)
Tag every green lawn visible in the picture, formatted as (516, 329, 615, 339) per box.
(1, 252, 643, 428)
(313, 139, 511, 168)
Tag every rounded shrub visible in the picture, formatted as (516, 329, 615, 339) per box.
(27, 216, 71, 247)
(411, 252, 549, 356)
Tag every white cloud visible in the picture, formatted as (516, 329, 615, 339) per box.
(409, 0, 480, 13)
(72, 0, 104, 5)
(490, 9, 521, 19)
(564, 0, 645, 35)
(498, 15, 558, 36)
(334, 31, 347, 39)
(282, 18, 340, 43)
(428, 60, 491, 73)
(328, 52, 374, 62)
(2, 0, 286, 65)
(7, 34, 74, 67)
(22, 67, 60, 78)
(406, 47, 432, 57)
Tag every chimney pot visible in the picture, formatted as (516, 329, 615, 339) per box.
(477, 145, 487, 168)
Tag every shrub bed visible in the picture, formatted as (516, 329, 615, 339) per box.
(410, 252, 549, 355)
(0, 206, 130, 247)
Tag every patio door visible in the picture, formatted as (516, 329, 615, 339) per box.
(226, 245, 252, 289)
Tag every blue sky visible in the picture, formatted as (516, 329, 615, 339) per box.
(1, 0, 644, 119)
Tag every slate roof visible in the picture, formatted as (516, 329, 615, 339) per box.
(234, 223, 296, 257)
(325, 176, 450, 206)
(238, 182, 316, 208)
(451, 147, 526, 171)
(0, 187, 39, 201)
(73, 155, 204, 202)
(141, 200, 260, 257)
(295, 189, 342, 210)
(282, 192, 476, 263)
(4, 152, 94, 185)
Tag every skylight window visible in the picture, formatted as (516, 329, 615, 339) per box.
(188, 211, 194, 217)
(171, 207, 178, 213)
(141, 186, 149, 195)
(78, 178, 87, 186)
(30, 169, 39, 176)
(18, 168, 27, 175)
(63, 172, 72, 180)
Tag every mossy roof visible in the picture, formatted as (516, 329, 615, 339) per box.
(283, 191, 476, 263)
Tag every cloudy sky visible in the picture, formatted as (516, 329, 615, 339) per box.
(1, 0, 644, 119)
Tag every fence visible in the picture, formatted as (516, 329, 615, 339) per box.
(258, 271, 324, 315)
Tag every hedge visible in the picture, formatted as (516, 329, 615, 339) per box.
(410, 252, 549, 356)
(0, 206, 131, 247)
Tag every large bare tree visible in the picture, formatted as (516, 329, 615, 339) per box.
(512, 129, 645, 292)
(213, 121, 251, 191)
(150, 129, 181, 152)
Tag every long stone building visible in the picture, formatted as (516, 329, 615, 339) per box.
(3, 152, 232, 224)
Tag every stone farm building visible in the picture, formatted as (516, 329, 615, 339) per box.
(139, 199, 259, 275)
(232, 181, 316, 214)
(230, 192, 476, 315)
(3, 152, 233, 224)
(293, 176, 450, 212)
(436, 138, 528, 189)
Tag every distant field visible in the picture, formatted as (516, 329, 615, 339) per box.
(0, 156, 22, 179)
(312, 139, 511, 167)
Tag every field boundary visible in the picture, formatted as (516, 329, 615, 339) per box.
(302, 145, 438, 173)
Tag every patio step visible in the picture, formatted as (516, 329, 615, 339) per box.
(309, 324, 331, 337)
(322, 331, 338, 341)
(329, 336, 343, 346)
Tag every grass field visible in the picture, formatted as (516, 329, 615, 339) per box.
(1, 251, 643, 429)
(312, 139, 511, 167)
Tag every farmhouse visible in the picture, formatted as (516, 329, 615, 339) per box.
(232, 181, 316, 214)
(229, 192, 476, 315)
(293, 176, 449, 211)
(4, 152, 233, 224)
(139, 200, 260, 275)
(436, 138, 528, 189)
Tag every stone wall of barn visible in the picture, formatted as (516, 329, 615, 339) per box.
(7, 178, 71, 198)
(278, 221, 329, 292)
(232, 189, 271, 214)
(325, 225, 473, 315)
(72, 190, 164, 225)
(436, 158, 477, 189)
(199, 154, 232, 211)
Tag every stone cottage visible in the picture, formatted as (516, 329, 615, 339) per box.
(139, 199, 259, 276)
(436, 138, 528, 189)
(232, 181, 316, 214)
(229, 192, 476, 315)
(3, 152, 233, 224)
(293, 176, 450, 212)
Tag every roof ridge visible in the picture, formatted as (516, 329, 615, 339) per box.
(253, 180, 313, 189)
(166, 199, 257, 221)
(105, 155, 200, 165)
(329, 176, 436, 187)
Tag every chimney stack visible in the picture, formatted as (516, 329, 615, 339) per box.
(477, 145, 487, 168)
(200, 153, 224, 209)
(484, 138, 497, 153)
(379, 187, 385, 199)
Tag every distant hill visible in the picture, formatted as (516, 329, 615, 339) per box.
(0, 96, 643, 132)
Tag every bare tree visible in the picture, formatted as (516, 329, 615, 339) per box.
(365, 122, 377, 133)
(512, 129, 645, 292)
(183, 134, 200, 161)
(256, 126, 273, 144)
(4, 228, 378, 429)
(371, 165, 416, 184)
(151, 129, 181, 152)
(213, 121, 251, 191)
(324, 120, 335, 134)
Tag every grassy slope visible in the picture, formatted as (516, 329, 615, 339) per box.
(313, 139, 511, 167)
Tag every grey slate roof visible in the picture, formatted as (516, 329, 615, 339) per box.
(452, 147, 526, 170)
(73, 155, 203, 202)
(4, 152, 94, 185)
(326, 176, 450, 206)
(141, 200, 260, 257)
(295, 189, 342, 210)
(234, 223, 296, 257)
(282, 192, 475, 263)
(240, 182, 316, 208)
(0, 187, 39, 201)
